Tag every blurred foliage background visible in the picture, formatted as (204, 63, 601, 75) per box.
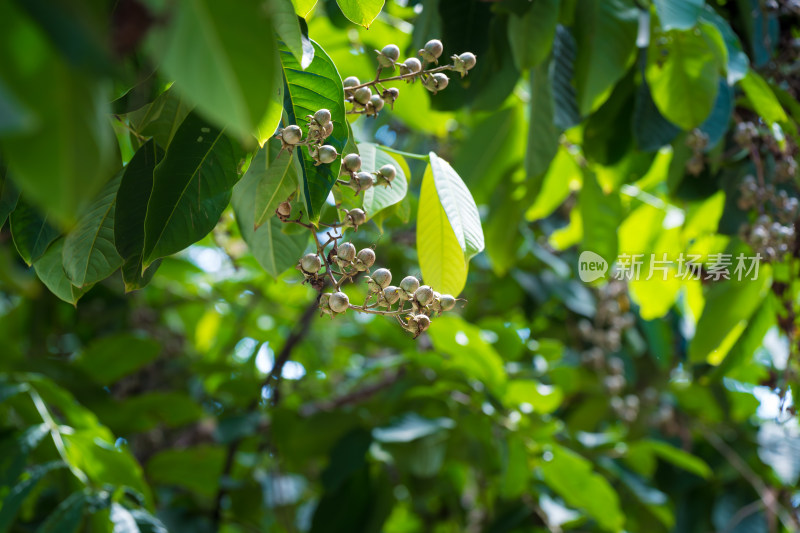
(2, 0, 800, 532)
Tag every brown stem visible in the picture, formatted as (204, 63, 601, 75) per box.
(346, 65, 455, 91)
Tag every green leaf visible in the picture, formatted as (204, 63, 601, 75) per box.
(109, 503, 139, 533)
(540, 445, 624, 532)
(232, 150, 308, 277)
(280, 40, 347, 221)
(0, 462, 66, 533)
(428, 315, 506, 396)
(417, 165, 467, 296)
(127, 87, 191, 149)
(114, 140, 164, 291)
(75, 334, 161, 385)
(0, 168, 20, 229)
(580, 172, 622, 264)
(37, 491, 88, 533)
(428, 153, 484, 260)
(360, 144, 408, 217)
(699, 5, 749, 84)
(146, 445, 225, 499)
(552, 26, 581, 130)
(254, 148, 299, 228)
(633, 79, 681, 151)
(739, 70, 789, 127)
(646, 25, 722, 130)
(142, 113, 241, 267)
(373, 414, 454, 443)
(573, 0, 638, 115)
(654, 0, 704, 30)
(270, 0, 315, 68)
(62, 170, 124, 287)
(689, 261, 772, 364)
(507, 0, 560, 71)
(698, 79, 733, 149)
(158, 0, 281, 139)
(527, 60, 560, 180)
(33, 239, 91, 305)
(504, 380, 563, 414)
(10, 200, 59, 266)
(630, 440, 712, 479)
(336, 0, 385, 27)
(0, 77, 36, 135)
(0, 2, 118, 227)
(291, 0, 318, 17)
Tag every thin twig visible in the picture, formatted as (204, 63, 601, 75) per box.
(346, 64, 455, 91)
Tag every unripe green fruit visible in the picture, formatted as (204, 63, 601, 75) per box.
(459, 52, 477, 70)
(300, 253, 322, 273)
(420, 39, 443, 63)
(281, 125, 302, 145)
(356, 172, 374, 191)
(400, 276, 420, 294)
(403, 57, 422, 73)
(372, 268, 392, 289)
(357, 248, 376, 268)
(413, 314, 431, 332)
(322, 121, 334, 138)
(433, 73, 449, 90)
(378, 164, 396, 182)
(329, 292, 350, 313)
(382, 44, 400, 61)
(348, 208, 367, 227)
(354, 87, 372, 105)
(318, 145, 338, 164)
(343, 76, 360, 89)
(343, 153, 362, 172)
(337, 242, 356, 262)
(414, 285, 434, 305)
(440, 294, 456, 311)
(314, 108, 331, 126)
(369, 94, 385, 112)
(383, 285, 400, 305)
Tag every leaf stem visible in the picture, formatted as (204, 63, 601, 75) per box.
(377, 145, 430, 161)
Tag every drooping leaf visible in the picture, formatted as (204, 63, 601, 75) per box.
(507, 0, 560, 71)
(280, 40, 347, 221)
(580, 172, 622, 265)
(360, 143, 408, 217)
(0, 2, 118, 227)
(127, 88, 191, 149)
(10, 200, 59, 266)
(646, 25, 723, 130)
(552, 26, 581, 131)
(573, 0, 638, 115)
(417, 165, 467, 296)
(142, 113, 241, 267)
(335, 0, 385, 28)
(291, 0, 318, 17)
(254, 148, 299, 228)
(527, 59, 560, 180)
(114, 139, 164, 291)
(739, 70, 789, 127)
(232, 151, 308, 277)
(540, 445, 625, 532)
(428, 153, 484, 260)
(270, 0, 314, 68)
(62, 170, 124, 287)
(158, 0, 281, 139)
(33, 239, 91, 305)
(37, 491, 88, 533)
(654, 0, 704, 30)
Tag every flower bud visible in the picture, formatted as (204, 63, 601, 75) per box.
(329, 292, 350, 313)
(314, 108, 332, 126)
(383, 285, 401, 305)
(440, 294, 456, 311)
(372, 268, 392, 289)
(337, 242, 356, 262)
(369, 94, 385, 113)
(317, 145, 338, 164)
(346, 208, 367, 227)
(342, 153, 362, 172)
(419, 39, 443, 63)
(399, 276, 420, 298)
(356, 248, 376, 268)
(356, 172, 374, 192)
(376, 44, 400, 67)
(400, 57, 422, 75)
(343, 76, 360, 89)
(414, 285, 434, 305)
(280, 125, 302, 145)
(300, 253, 322, 273)
(354, 87, 372, 105)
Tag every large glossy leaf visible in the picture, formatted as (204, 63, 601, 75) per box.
(291, 0, 318, 17)
(280, 40, 347, 221)
(573, 0, 638, 115)
(417, 165, 467, 296)
(115, 139, 164, 291)
(142, 113, 241, 267)
(232, 151, 308, 277)
(507, 0, 559, 71)
(646, 25, 722, 130)
(158, 0, 281, 140)
(540, 445, 624, 532)
(10, 200, 59, 266)
(0, 2, 118, 226)
(270, 0, 314, 68)
(428, 153, 484, 260)
(654, 0, 704, 30)
(526, 60, 559, 180)
(336, 0, 385, 28)
(360, 143, 408, 217)
(254, 148, 299, 228)
(552, 26, 581, 131)
(127, 88, 191, 149)
(62, 170, 123, 287)
(33, 239, 91, 305)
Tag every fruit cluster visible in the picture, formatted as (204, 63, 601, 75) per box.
(342, 39, 477, 118)
(337, 152, 396, 195)
(296, 237, 458, 338)
(276, 108, 339, 165)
